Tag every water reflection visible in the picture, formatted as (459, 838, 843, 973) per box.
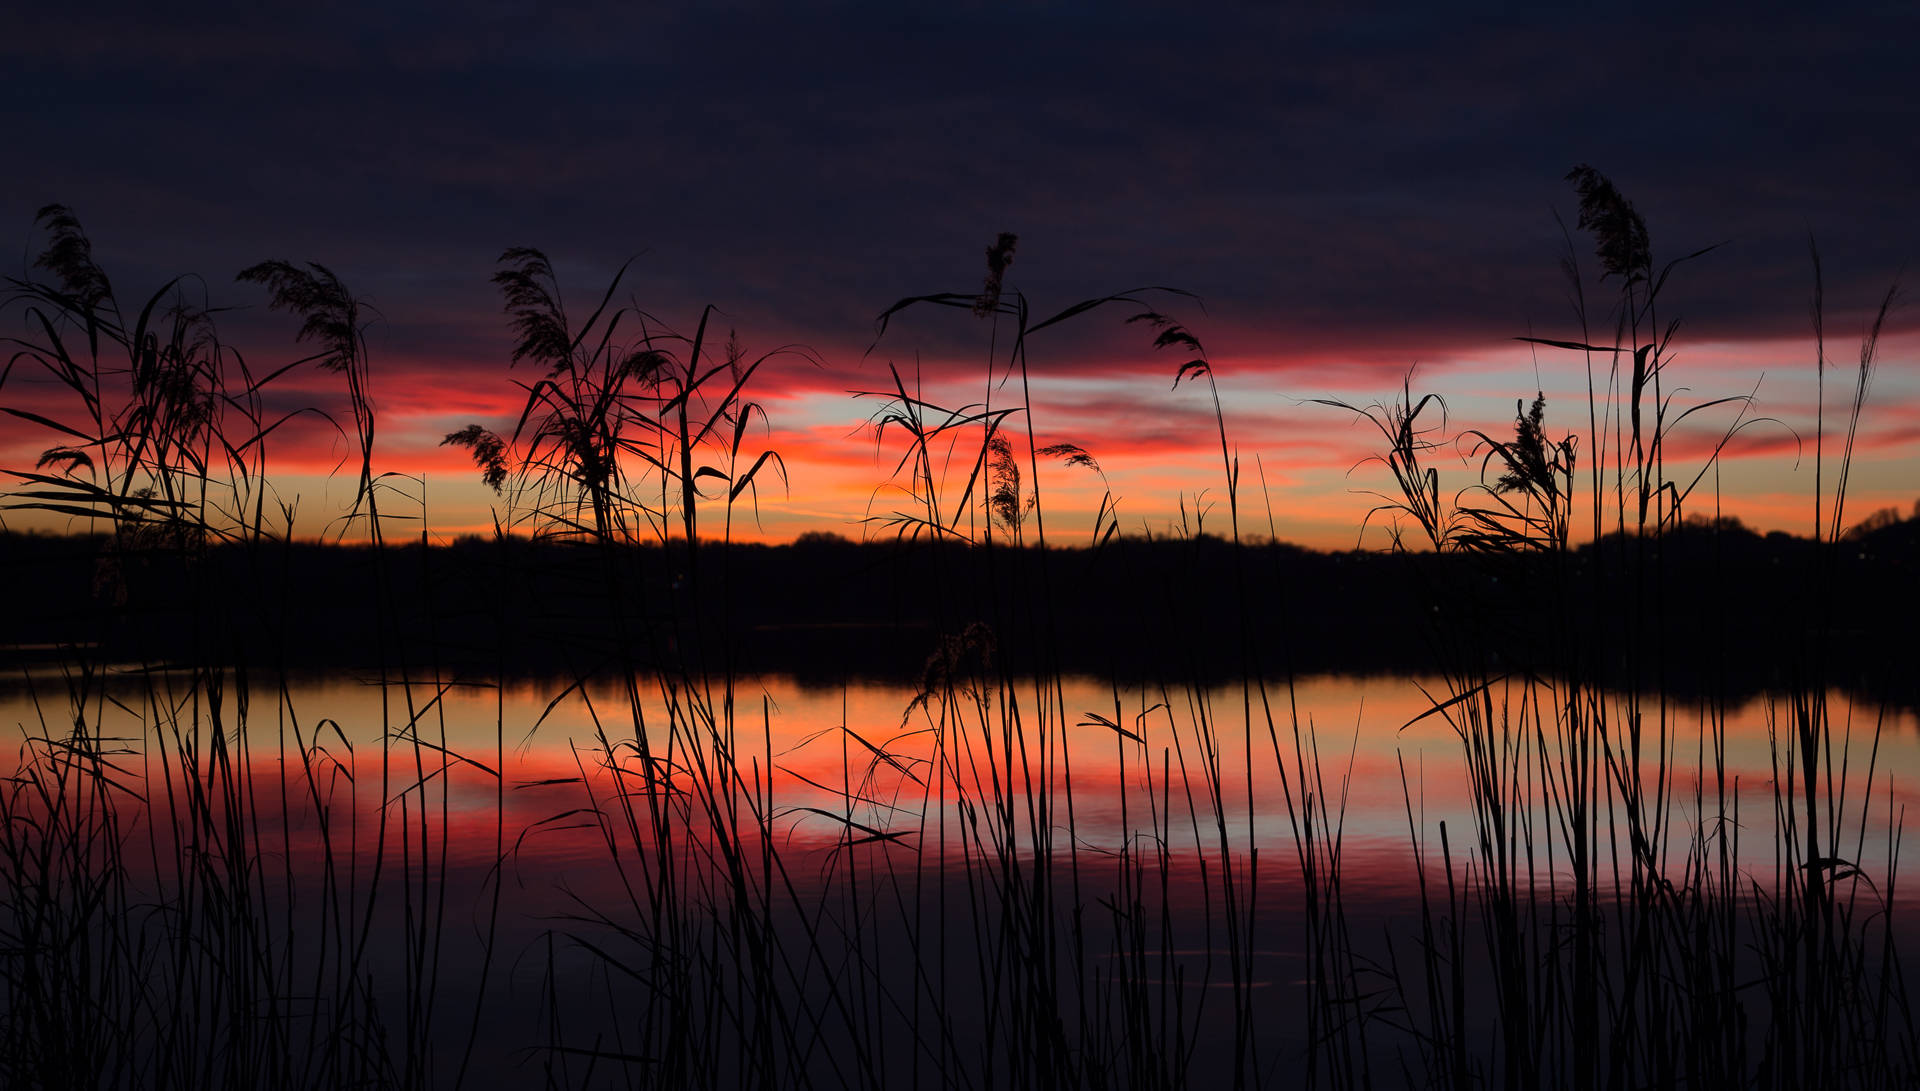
(4, 669, 1916, 1087)
(6, 669, 1917, 884)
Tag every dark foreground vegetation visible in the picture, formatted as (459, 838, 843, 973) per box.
(1, 171, 1915, 1090)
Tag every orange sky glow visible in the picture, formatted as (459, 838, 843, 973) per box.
(3, 325, 1916, 550)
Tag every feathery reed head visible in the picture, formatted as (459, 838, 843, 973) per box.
(235, 260, 361, 372)
(493, 247, 572, 373)
(986, 430, 1025, 530)
(32, 204, 113, 309)
(1036, 442, 1099, 472)
(33, 446, 94, 475)
(622, 348, 669, 382)
(902, 620, 996, 721)
(1127, 309, 1210, 386)
(1492, 392, 1561, 496)
(972, 232, 1019, 317)
(442, 424, 509, 494)
(1565, 164, 1650, 283)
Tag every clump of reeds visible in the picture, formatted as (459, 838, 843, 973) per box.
(0, 207, 497, 1090)
(435, 234, 1290, 1090)
(1305, 166, 1916, 1090)
(7, 181, 1908, 1091)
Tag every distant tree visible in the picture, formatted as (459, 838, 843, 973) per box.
(1844, 505, 1904, 539)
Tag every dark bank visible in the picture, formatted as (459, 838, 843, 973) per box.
(6, 517, 1917, 709)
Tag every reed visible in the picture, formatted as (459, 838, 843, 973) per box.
(0, 208, 485, 1089)
(438, 239, 1280, 1088)
(1305, 167, 1915, 1089)
(0, 179, 1911, 1091)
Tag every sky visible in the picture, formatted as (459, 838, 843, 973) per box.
(2, 1, 1916, 547)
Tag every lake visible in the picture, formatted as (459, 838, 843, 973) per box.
(5, 666, 1912, 1087)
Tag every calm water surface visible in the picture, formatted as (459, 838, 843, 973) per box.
(8, 667, 1918, 898)
(5, 669, 1915, 1085)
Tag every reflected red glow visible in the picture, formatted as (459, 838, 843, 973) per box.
(8, 671, 1915, 896)
(5, 667, 1912, 1089)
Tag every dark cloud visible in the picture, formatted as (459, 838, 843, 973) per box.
(3, 0, 1913, 374)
